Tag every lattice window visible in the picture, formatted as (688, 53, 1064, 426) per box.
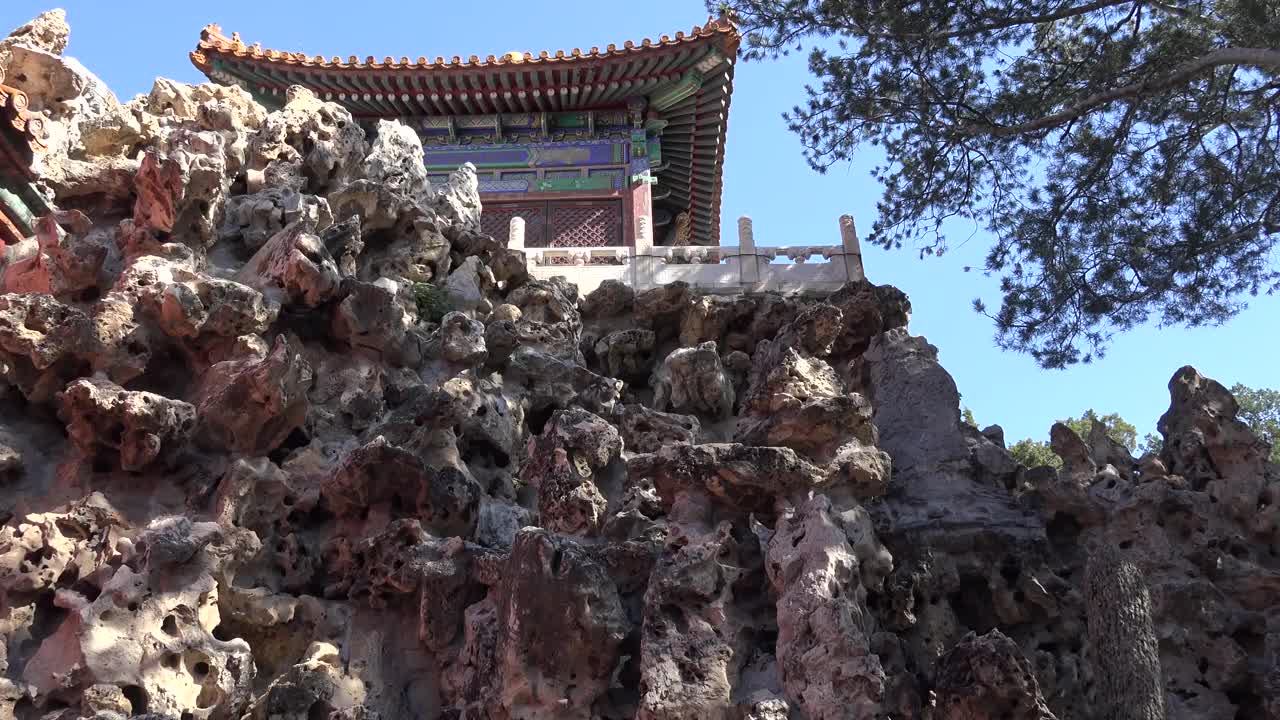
(549, 202, 622, 247)
(482, 204, 546, 246)
(482, 200, 623, 247)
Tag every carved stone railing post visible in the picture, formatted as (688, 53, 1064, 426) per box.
(508, 216, 525, 250)
(738, 215, 760, 287)
(634, 215, 654, 291)
(509, 216, 534, 276)
(839, 214, 864, 282)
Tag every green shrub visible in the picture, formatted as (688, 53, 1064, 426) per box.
(412, 283, 452, 324)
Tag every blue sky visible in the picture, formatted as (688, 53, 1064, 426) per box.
(4, 1, 1276, 445)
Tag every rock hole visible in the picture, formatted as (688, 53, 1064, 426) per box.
(949, 575, 998, 634)
(127, 602, 139, 612)
(161, 615, 179, 636)
(162, 653, 180, 669)
(999, 557, 1021, 586)
(193, 660, 211, 678)
(1046, 512, 1081, 552)
(661, 603, 690, 634)
(308, 701, 334, 720)
(526, 406, 554, 435)
(1231, 628, 1264, 656)
(1197, 656, 1209, 675)
(1227, 686, 1265, 717)
(196, 678, 220, 709)
(1119, 540, 1134, 550)
(269, 427, 311, 464)
(122, 686, 148, 715)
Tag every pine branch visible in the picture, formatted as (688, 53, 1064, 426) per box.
(957, 47, 1280, 137)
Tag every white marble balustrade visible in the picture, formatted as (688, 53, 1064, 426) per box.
(506, 215, 865, 297)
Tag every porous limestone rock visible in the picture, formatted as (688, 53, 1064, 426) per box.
(492, 529, 629, 719)
(520, 408, 622, 536)
(1, 9, 69, 57)
(933, 630, 1058, 720)
(637, 519, 769, 720)
(651, 341, 735, 420)
(20, 514, 258, 720)
(246, 87, 368, 194)
(766, 495, 887, 719)
(595, 328, 657, 380)
(630, 443, 829, 515)
(1, 211, 110, 298)
(219, 187, 333, 250)
(133, 129, 229, 249)
(612, 403, 700, 454)
(57, 377, 195, 471)
(322, 437, 480, 539)
(331, 279, 426, 367)
(362, 119, 432, 204)
(195, 336, 313, 456)
(235, 221, 342, 308)
(435, 311, 488, 366)
(0, 291, 91, 402)
(581, 278, 634, 319)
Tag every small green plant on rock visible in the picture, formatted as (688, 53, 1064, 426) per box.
(412, 282, 452, 324)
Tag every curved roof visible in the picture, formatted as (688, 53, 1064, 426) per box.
(190, 19, 739, 244)
(191, 18, 739, 72)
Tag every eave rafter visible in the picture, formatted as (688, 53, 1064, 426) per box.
(192, 17, 739, 245)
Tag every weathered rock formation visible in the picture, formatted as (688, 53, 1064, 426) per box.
(0, 13, 1277, 720)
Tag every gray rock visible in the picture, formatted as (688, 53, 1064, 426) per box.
(652, 341, 735, 420)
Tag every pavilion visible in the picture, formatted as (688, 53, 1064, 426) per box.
(190, 18, 740, 249)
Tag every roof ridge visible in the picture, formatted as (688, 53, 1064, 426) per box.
(192, 21, 740, 73)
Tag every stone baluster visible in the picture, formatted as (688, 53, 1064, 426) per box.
(508, 216, 525, 250)
(635, 215, 654, 290)
(839, 214, 865, 282)
(509, 216, 534, 277)
(738, 215, 760, 286)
